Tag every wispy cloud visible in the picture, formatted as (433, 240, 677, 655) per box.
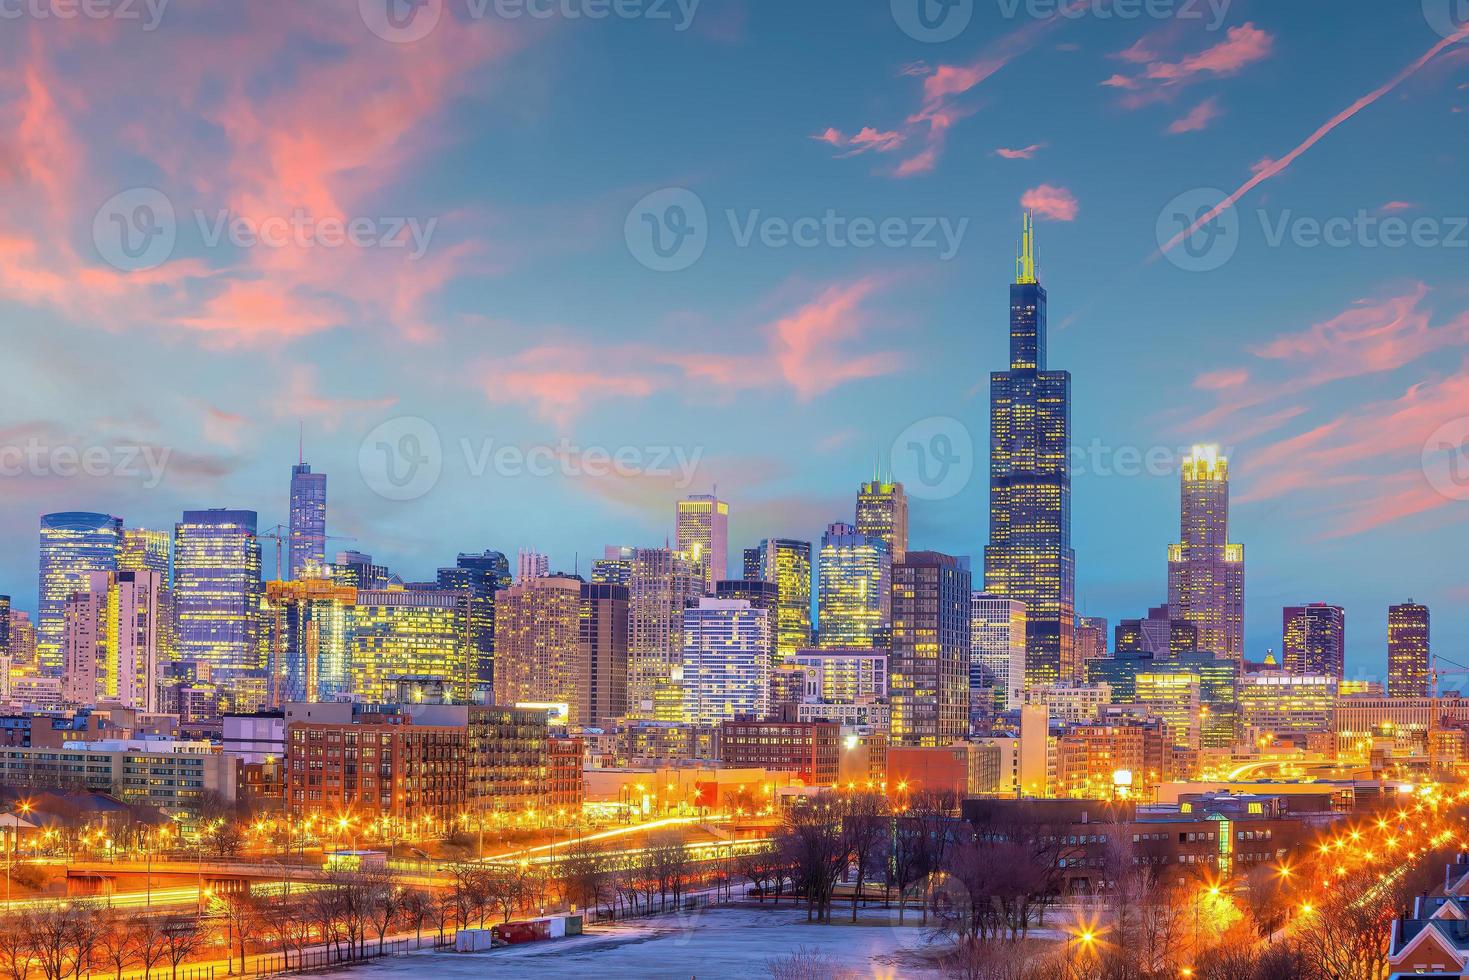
(995, 142, 1047, 160)
(1021, 184, 1079, 222)
(1168, 97, 1223, 133)
(1107, 23, 1273, 108)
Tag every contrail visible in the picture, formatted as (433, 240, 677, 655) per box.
(1158, 23, 1469, 258)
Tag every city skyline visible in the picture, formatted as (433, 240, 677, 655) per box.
(0, 2, 1464, 681)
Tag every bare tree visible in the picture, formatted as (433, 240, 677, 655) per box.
(159, 915, 204, 980)
(128, 914, 172, 980)
(364, 872, 407, 953)
(646, 828, 691, 912)
(777, 801, 848, 923)
(218, 892, 262, 972)
(92, 910, 136, 980)
(401, 887, 432, 945)
(0, 914, 35, 980)
(841, 791, 889, 923)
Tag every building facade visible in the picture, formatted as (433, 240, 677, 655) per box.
(984, 216, 1076, 687)
(972, 592, 1027, 712)
(173, 509, 265, 710)
(675, 494, 728, 594)
(817, 522, 891, 649)
(1166, 445, 1245, 661)
(680, 598, 770, 726)
(350, 588, 472, 703)
(580, 582, 630, 728)
(288, 460, 328, 581)
(855, 479, 909, 564)
(38, 512, 123, 674)
(890, 551, 971, 747)
(1387, 602, 1430, 699)
(627, 547, 704, 721)
(1283, 603, 1346, 678)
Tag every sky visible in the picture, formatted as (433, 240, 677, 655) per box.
(0, 0, 1466, 681)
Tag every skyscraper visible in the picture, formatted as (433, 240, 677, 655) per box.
(856, 480, 909, 564)
(350, 587, 472, 703)
(61, 573, 109, 705)
(1116, 605, 1198, 657)
(517, 549, 550, 583)
(742, 547, 764, 581)
(288, 459, 327, 581)
(580, 582, 630, 728)
(0, 595, 9, 659)
(1166, 445, 1244, 661)
(890, 551, 971, 747)
(493, 575, 583, 719)
(984, 215, 1076, 688)
(37, 512, 122, 674)
(1387, 601, 1430, 698)
(173, 509, 264, 708)
(756, 538, 813, 664)
(330, 551, 394, 589)
(626, 547, 703, 720)
(680, 598, 771, 726)
(675, 494, 729, 593)
(263, 578, 356, 704)
(1074, 615, 1108, 662)
(592, 546, 636, 587)
(119, 528, 170, 575)
(61, 569, 168, 711)
(437, 550, 511, 694)
(817, 522, 891, 649)
(1282, 603, 1346, 679)
(972, 592, 1027, 711)
(716, 578, 780, 672)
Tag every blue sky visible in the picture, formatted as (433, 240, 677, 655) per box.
(0, 0, 1466, 679)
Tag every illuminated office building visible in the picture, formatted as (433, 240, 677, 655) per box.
(330, 551, 394, 590)
(1239, 672, 1337, 738)
(436, 550, 511, 694)
(971, 592, 1026, 711)
(1387, 602, 1430, 699)
(680, 598, 771, 726)
(493, 575, 583, 721)
(676, 494, 729, 593)
(817, 522, 891, 649)
(890, 551, 971, 747)
(1136, 671, 1202, 751)
(350, 588, 472, 703)
(716, 578, 779, 671)
(0, 595, 8, 659)
(1024, 682, 1112, 725)
(38, 512, 123, 673)
(516, 549, 550, 584)
(856, 480, 909, 564)
(591, 546, 636, 587)
(263, 579, 356, 704)
(1168, 652, 1240, 749)
(756, 538, 813, 664)
(1116, 605, 1197, 657)
(60, 569, 168, 712)
(1166, 445, 1245, 661)
(173, 510, 264, 709)
(119, 528, 170, 575)
(791, 647, 887, 705)
(8, 611, 35, 669)
(288, 460, 327, 581)
(1084, 650, 1155, 703)
(580, 582, 630, 728)
(1282, 603, 1345, 678)
(984, 215, 1076, 687)
(626, 547, 703, 721)
(742, 547, 764, 581)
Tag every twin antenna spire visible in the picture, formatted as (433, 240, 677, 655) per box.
(1015, 211, 1039, 285)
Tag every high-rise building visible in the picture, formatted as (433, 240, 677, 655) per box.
(173, 510, 265, 709)
(263, 579, 356, 704)
(1387, 602, 1430, 699)
(60, 570, 168, 712)
(38, 512, 123, 673)
(972, 593, 1027, 711)
(1239, 672, 1337, 739)
(984, 215, 1076, 687)
(856, 480, 909, 564)
(1116, 605, 1197, 657)
(0, 595, 9, 659)
(1075, 616, 1108, 662)
(330, 551, 394, 590)
(716, 578, 780, 672)
(627, 547, 703, 721)
(1136, 672, 1202, 751)
(580, 582, 629, 728)
(756, 538, 813, 664)
(437, 550, 511, 694)
(493, 575, 583, 720)
(1282, 603, 1346, 679)
(817, 522, 891, 649)
(350, 588, 472, 703)
(675, 494, 728, 593)
(516, 549, 550, 584)
(288, 460, 328, 581)
(890, 551, 971, 747)
(591, 546, 636, 587)
(1166, 445, 1245, 661)
(680, 598, 771, 726)
(742, 547, 764, 582)
(7, 611, 35, 669)
(119, 528, 170, 576)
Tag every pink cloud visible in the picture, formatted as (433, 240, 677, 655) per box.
(812, 126, 907, 157)
(1379, 201, 1417, 213)
(1021, 184, 1079, 222)
(995, 143, 1047, 160)
(1194, 367, 1249, 391)
(1158, 22, 1469, 260)
(1168, 97, 1222, 134)
(1107, 24, 1274, 108)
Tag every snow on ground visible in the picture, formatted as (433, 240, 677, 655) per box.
(325, 906, 955, 978)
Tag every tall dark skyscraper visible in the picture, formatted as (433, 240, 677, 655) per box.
(890, 551, 971, 747)
(1166, 445, 1244, 661)
(1282, 603, 1346, 678)
(984, 214, 1075, 688)
(288, 453, 328, 581)
(437, 550, 512, 693)
(1387, 601, 1430, 698)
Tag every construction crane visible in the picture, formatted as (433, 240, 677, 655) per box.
(259, 524, 356, 582)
